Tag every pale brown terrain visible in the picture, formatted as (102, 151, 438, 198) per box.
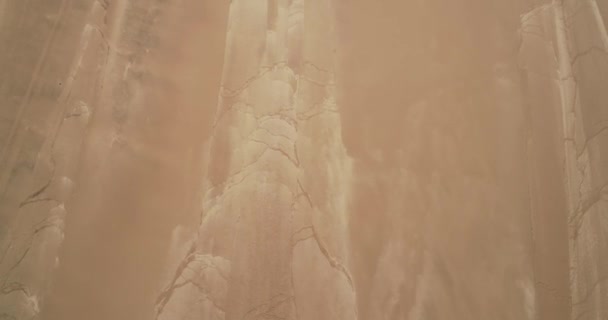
(0, 1, 607, 320)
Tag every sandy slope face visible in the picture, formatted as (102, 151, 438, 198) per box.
(0, 0, 227, 319)
(1, 0, 608, 320)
